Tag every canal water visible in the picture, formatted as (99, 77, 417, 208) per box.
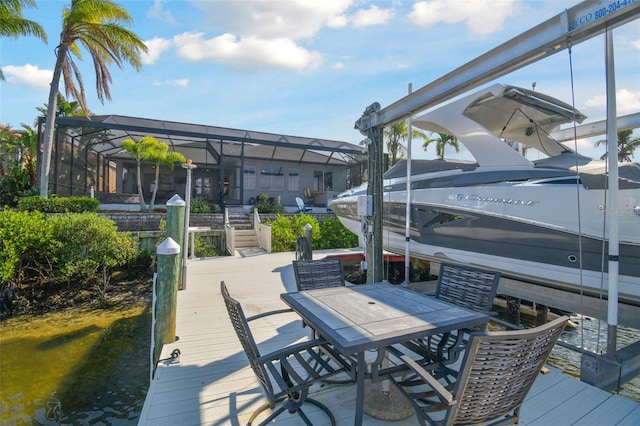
(0, 304, 151, 425)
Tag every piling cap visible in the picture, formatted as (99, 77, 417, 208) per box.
(166, 194, 185, 207)
(157, 237, 181, 255)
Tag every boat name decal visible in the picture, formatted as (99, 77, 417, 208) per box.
(456, 194, 539, 206)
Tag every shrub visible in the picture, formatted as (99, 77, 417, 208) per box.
(317, 217, 359, 249)
(0, 209, 58, 285)
(268, 214, 358, 253)
(268, 213, 319, 252)
(190, 199, 220, 213)
(17, 196, 100, 213)
(251, 193, 286, 214)
(49, 213, 137, 285)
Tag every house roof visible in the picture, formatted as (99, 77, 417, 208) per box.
(53, 114, 366, 166)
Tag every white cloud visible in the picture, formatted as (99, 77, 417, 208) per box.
(153, 79, 189, 87)
(177, 1, 359, 71)
(327, 15, 349, 28)
(351, 5, 394, 28)
(192, 0, 354, 39)
(332, 62, 345, 69)
(409, 0, 518, 35)
(147, 0, 176, 25)
(585, 89, 640, 115)
(174, 32, 323, 71)
(632, 39, 640, 49)
(1, 64, 51, 89)
(142, 38, 173, 64)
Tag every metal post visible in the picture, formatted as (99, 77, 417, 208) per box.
(404, 83, 413, 284)
(181, 160, 197, 290)
(604, 29, 619, 359)
(371, 126, 384, 283)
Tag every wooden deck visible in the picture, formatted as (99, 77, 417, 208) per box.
(138, 250, 640, 425)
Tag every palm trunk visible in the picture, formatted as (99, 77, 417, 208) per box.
(149, 162, 160, 211)
(39, 45, 68, 197)
(136, 159, 146, 211)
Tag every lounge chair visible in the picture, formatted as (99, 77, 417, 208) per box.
(221, 281, 354, 425)
(295, 196, 312, 213)
(391, 316, 569, 426)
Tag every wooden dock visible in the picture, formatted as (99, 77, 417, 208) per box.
(138, 250, 640, 425)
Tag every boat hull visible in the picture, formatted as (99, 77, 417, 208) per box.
(331, 193, 640, 305)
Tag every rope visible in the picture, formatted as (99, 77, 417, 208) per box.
(566, 37, 588, 354)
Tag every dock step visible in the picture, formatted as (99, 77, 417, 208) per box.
(234, 229, 259, 248)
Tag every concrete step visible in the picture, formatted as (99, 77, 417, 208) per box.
(227, 213, 252, 229)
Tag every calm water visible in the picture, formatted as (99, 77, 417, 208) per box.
(0, 304, 151, 425)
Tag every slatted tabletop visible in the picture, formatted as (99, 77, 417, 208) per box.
(281, 283, 488, 354)
(281, 282, 490, 425)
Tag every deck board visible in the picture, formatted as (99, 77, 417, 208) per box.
(138, 250, 640, 425)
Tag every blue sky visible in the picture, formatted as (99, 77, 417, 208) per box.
(1, 0, 639, 160)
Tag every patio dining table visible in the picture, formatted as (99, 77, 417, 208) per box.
(280, 282, 490, 425)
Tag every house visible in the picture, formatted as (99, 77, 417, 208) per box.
(37, 115, 366, 210)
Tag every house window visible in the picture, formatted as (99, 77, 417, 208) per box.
(260, 165, 284, 190)
(243, 165, 256, 190)
(288, 168, 299, 191)
(314, 170, 333, 192)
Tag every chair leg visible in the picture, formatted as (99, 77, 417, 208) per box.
(297, 397, 336, 426)
(247, 396, 336, 426)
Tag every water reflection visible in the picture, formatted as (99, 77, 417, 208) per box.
(0, 305, 151, 425)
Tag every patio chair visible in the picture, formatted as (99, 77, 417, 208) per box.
(303, 187, 315, 205)
(221, 281, 354, 425)
(293, 258, 345, 291)
(295, 197, 312, 213)
(292, 258, 354, 384)
(391, 316, 569, 426)
(403, 263, 501, 369)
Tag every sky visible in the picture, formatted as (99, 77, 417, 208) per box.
(1, 0, 639, 161)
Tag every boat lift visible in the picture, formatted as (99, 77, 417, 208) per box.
(355, 0, 640, 392)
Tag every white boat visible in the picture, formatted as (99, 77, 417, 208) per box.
(330, 83, 640, 304)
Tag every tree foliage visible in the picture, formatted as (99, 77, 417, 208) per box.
(0, 0, 47, 40)
(121, 136, 185, 211)
(0, 0, 47, 82)
(0, 124, 38, 206)
(39, 0, 147, 197)
(384, 120, 428, 166)
(423, 132, 460, 159)
(595, 129, 639, 162)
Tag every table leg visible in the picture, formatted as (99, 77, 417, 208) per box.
(355, 351, 365, 426)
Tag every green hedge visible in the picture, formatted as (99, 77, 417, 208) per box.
(17, 195, 100, 213)
(268, 214, 357, 253)
(0, 210, 137, 287)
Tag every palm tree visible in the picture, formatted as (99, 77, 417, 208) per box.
(37, 93, 88, 118)
(39, 0, 147, 197)
(121, 136, 185, 211)
(423, 132, 460, 159)
(147, 144, 185, 211)
(384, 120, 428, 166)
(0, 0, 47, 81)
(595, 129, 640, 162)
